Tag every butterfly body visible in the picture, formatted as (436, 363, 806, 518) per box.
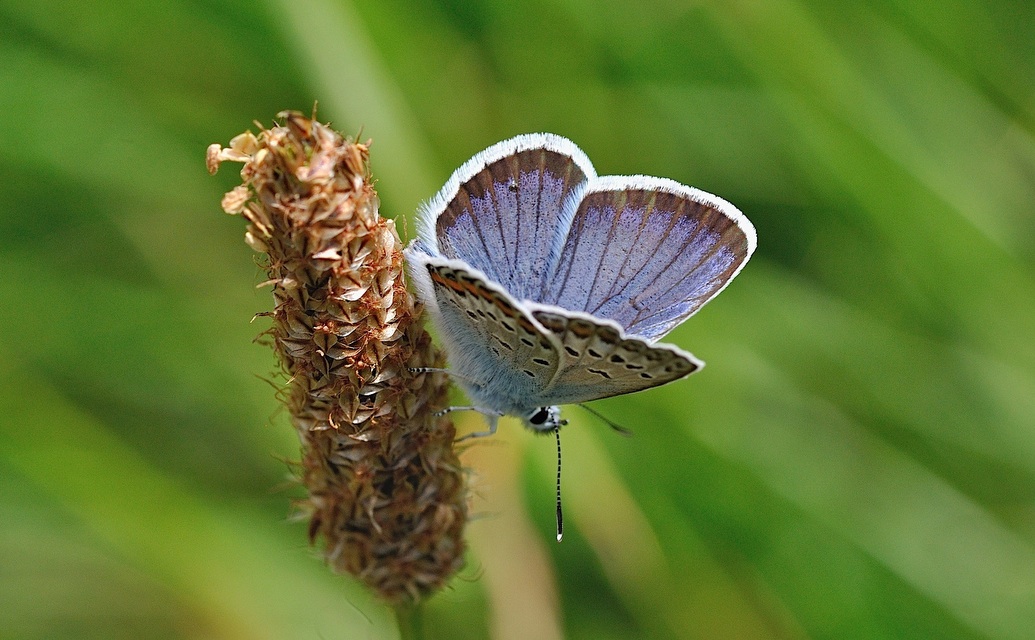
(405, 134, 755, 434)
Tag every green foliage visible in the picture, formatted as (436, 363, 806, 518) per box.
(1, 0, 1033, 638)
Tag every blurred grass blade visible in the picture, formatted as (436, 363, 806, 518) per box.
(266, 0, 438, 217)
(700, 347, 1035, 640)
(0, 358, 393, 639)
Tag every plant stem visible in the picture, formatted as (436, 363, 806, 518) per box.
(394, 603, 424, 640)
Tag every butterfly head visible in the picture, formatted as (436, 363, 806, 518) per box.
(522, 405, 567, 432)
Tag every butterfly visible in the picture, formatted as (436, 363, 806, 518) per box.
(405, 134, 755, 438)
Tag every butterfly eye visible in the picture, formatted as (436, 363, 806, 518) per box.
(529, 408, 550, 425)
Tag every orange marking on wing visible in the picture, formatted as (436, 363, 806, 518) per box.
(461, 281, 482, 297)
(430, 268, 468, 294)
(430, 265, 528, 324)
(569, 320, 594, 338)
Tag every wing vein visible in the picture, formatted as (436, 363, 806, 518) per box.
(590, 192, 654, 316)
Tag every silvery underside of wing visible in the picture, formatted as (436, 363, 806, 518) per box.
(416, 256, 562, 412)
(527, 302, 703, 406)
(417, 134, 596, 301)
(540, 177, 757, 342)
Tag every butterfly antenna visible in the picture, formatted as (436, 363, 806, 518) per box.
(555, 427, 564, 542)
(577, 404, 634, 437)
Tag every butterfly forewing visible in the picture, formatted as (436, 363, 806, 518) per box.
(542, 178, 755, 341)
(429, 136, 595, 301)
(528, 305, 702, 406)
(424, 261, 562, 396)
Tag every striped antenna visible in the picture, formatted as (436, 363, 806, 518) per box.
(555, 427, 564, 542)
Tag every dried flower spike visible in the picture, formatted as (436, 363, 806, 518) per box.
(209, 111, 466, 603)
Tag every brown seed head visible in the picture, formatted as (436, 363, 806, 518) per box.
(210, 111, 466, 603)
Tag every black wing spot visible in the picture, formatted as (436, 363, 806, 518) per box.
(588, 349, 603, 358)
(625, 363, 644, 370)
(490, 346, 501, 356)
(501, 321, 517, 333)
(532, 357, 550, 366)
(466, 310, 478, 319)
(609, 354, 625, 363)
(639, 372, 653, 379)
(564, 346, 579, 357)
(588, 368, 613, 379)
(493, 336, 514, 351)
(522, 369, 535, 377)
(540, 340, 552, 350)
(520, 338, 534, 347)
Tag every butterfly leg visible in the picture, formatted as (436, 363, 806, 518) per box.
(435, 405, 489, 417)
(456, 412, 501, 441)
(433, 406, 503, 441)
(409, 367, 452, 375)
(409, 367, 481, 387)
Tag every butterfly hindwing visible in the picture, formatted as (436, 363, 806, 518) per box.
(528, 304, 703, 406)
(419, 134, 596, 301)
(421, 259, 561, 396)
(542, 177, 756, 341)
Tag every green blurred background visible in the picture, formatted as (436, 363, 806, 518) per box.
(2, 0, 1034, 638)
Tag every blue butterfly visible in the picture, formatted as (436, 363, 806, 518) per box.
(405, 134, 755, 438)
